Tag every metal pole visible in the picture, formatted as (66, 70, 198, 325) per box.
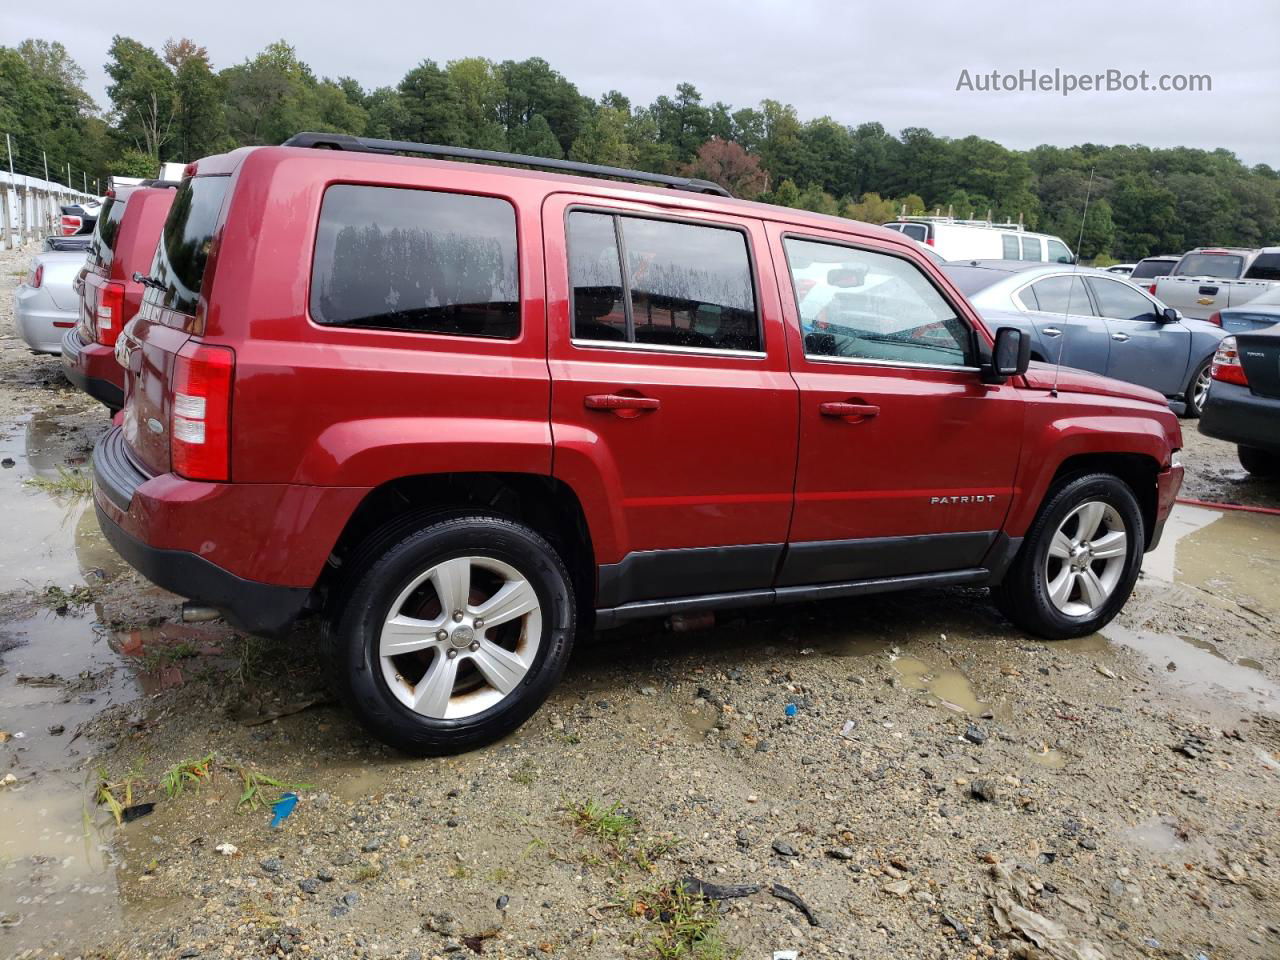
(66, 162, 71, 188)
(43, 151, 48, 184)
(83, 171, 87, 193)
(5, 133, 13, 179)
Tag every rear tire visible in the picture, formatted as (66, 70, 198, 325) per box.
(994, 473, 1145, 640)
(325, 514, 575, 755)
(1182, 358, 1212, 419)
(1238, 445, 1280, 478)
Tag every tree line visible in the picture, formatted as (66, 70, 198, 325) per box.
(2, 36, 1276, 261)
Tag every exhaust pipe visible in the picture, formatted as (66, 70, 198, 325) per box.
(181, 603, 221, 623)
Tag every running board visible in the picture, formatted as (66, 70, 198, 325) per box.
(594, 568, 990, 628)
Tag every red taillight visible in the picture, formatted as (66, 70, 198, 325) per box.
(30, 264, 43, 288)
(94, 281, 125, 347)
(1210, 336, 1248, 386)
(60, 215, 81, 236)
(926, 236, 935, 246)
(170, 342, 234, 482)
(1147, 283, 1157, 294)
(1206, 311, 1222, 327)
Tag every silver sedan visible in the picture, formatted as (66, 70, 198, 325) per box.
(943, 260, 1227, 417)
(14, 248, 87, 354)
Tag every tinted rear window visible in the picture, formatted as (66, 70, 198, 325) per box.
(311, 185, 519, 339)
(88, 196, 126, 271)
(1174, 253, 1244, 279)
(1244, 253, 1280, 282)
(1130, 258, 1177, 280)
(150, 176, 229, 315)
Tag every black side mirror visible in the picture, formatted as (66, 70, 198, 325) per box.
(983, 326, 1031, 383)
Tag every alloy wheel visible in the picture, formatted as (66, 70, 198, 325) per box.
(378, 556, 541, 719)
(1043, 500, 1128, 617)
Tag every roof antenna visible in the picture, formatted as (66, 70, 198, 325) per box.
(1051, 167, 1095, 398)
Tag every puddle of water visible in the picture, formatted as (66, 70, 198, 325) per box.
(1172, 509, 1280, 618)
(1123, 816, 1186, 855)
(1029, 747, 1067, 768)
(1141, 503, 1221, 583)
(0, 411, 150, 950)
(890, 655, 990, 716)
(0, 611, 139, 948)
(332, 764, 401, 803)
(1099, 623, 1280, 716)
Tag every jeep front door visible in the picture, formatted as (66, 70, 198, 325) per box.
(769, 226, 1024, 587)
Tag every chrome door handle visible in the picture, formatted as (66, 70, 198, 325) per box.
(1042, 327, 1062, 337)
(1111, 333, 1130, 342)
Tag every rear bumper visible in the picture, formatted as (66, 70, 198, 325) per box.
(92, 425, 367, 637)
(14, 287, 73, 353)
(61, 329, 124, 409)
(1198, 380, 1280, 453)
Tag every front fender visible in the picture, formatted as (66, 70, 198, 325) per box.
(1004, 406, 1176, 537)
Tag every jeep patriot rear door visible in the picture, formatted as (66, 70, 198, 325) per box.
(544, 195, 798, 610)
(769, 225, 1024, 585)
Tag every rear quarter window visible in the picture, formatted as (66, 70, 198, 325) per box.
(1130, 259, 1176, 280)
(150, 176, 230, 316)
(1174, 253, 1244, 279)
(310, 185, 519, 339)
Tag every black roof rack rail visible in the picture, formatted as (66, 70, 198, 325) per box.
(280, 132, 733, 199)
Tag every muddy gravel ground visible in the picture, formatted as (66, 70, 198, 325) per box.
(1, 239, 1278, 960)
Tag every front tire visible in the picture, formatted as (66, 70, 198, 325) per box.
(1238, 445, 1280, 478)
(995, 474, 1145, 640)
(327, 514, 576, 755)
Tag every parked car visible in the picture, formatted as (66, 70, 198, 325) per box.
(42, 234, 92, 253)
(1104, 264, 1135, 276)
(945, 261, 1225, 417)
(1198, 326, 1280, 476)
(1152, 247, 1280, 320)
(93, 133, 1183, 754)
(59, 200, 101, 236)
(883, 217, 1074, 264)
(1129, 255, 1181, 294)
(1208, 283, 1280, 336)
(13, 248, 88, 353)
(63, 181, 178, 411)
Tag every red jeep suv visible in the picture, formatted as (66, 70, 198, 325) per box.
(93, 134, 1183, 753)
(64, 181, 178, 411)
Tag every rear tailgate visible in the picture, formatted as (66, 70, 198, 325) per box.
(1237, 329, 1280, 400)
(1154, 275, 1228, 319)
(120, 175, 230, 476)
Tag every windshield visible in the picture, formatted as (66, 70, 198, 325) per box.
(1130, 259, 1176, 280)
(1174, 253, 1245, 279)
(148, 176, 229, 317)
(87, 196, 126, 272)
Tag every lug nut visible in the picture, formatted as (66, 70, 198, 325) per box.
(474, 618, 484, 628)
(436, 629, 448, 641)
(469, 641, 480, 652)
(447, 649, 458, 659)
(453, 611, 464, 622)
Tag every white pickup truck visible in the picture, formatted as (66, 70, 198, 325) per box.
(1153, 247, 1280, 321)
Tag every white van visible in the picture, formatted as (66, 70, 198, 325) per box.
(883, 217, 1075, 265)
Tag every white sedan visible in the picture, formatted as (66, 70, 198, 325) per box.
(14, 248, 87, 354)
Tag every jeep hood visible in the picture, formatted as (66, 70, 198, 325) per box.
(1022, 361, 1168, 406)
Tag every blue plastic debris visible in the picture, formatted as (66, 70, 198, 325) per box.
(270, 791, 299, 828)
(785, 703, 798, 718)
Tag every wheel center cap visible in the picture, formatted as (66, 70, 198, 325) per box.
(1070, 543, 1091, 570)
(449, 624, 475, 649)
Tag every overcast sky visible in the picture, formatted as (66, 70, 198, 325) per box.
(8, 0, 1276, 165)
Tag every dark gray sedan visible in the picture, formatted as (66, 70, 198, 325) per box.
(1199, 325, 1280, 476)
(944, 261, 1227, 417)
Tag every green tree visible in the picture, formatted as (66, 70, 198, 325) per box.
(164, 38, 223, 161)
(221, 41, 323, 145)
(105, 36, 176, 159)
(396, 59, 465, 144)
(446, 57, 506, 150)
(569, 106, 634, 167)
(508, 113, 563, 159)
